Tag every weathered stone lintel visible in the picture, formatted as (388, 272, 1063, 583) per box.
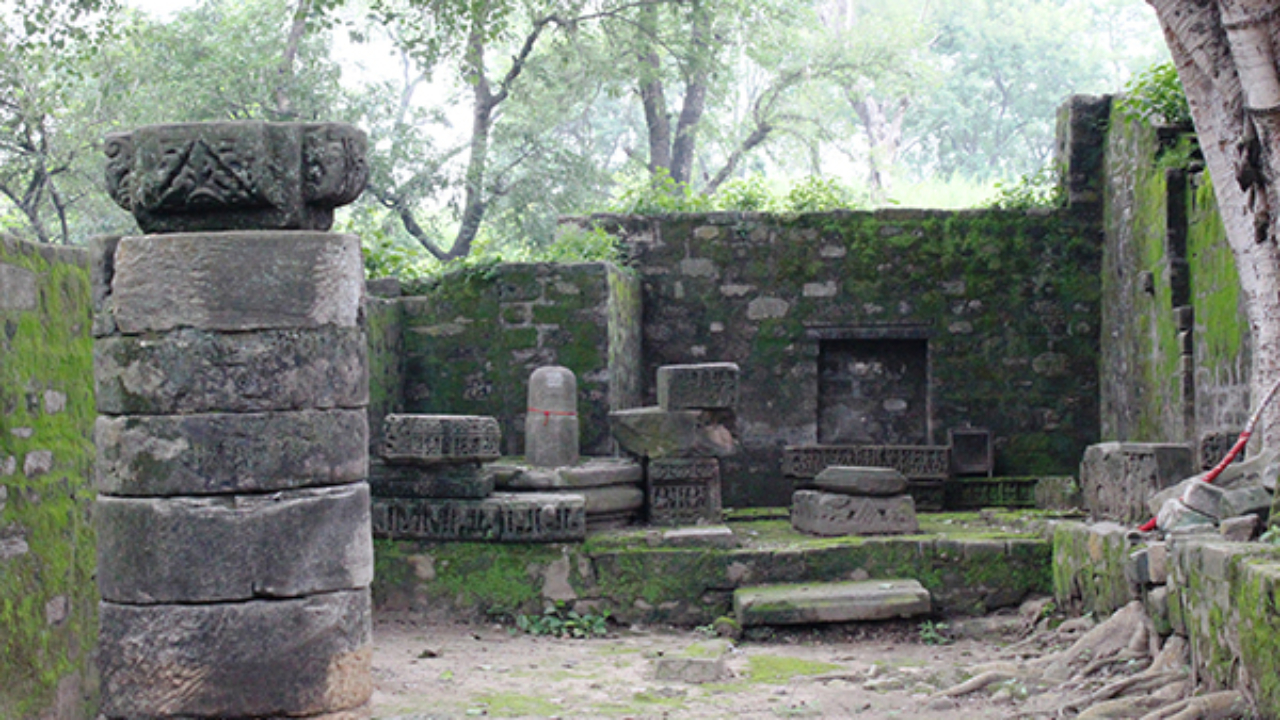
(94, 326, 368, 415)
(96, 484, 373, 604)
(369, 462, 494, 499)
(98, 589, 372, 719)
(782, 445, 950, 481)
(734, 579, 931, 627)
(109, 232, 363, 335)
(95, 409, 368, 496)
(371, 493, 585, 542)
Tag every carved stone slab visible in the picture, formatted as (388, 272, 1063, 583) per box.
(380, 414, 501, 465)
(656, 362, 740, 411)
(94, 327, 368, 415)
(648, 458, 722, 526)
(96, 484, 373, 604)
(368, 462, 494, 499)
(98, 590, 372, 719)
(95, 409, 368, 496)
(371, 493, 585, 542)
(812, 466, 908, 496)
(790, 490, 919, 536)
(105, 122, 368, 233)
(782, 445, 950, 480)
(491, 458, 643, 490)
(109, 231, 363, 334)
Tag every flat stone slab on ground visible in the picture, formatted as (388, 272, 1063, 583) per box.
(791, 490, 919, 536)
(98, 590, 372, 719)
(734, 579, 932, 627)
(96, 483, 372, 603)
(651, 640, 734, 683)
(381, 414, 501, 465)
(371, 493, 585, 542)
(661, 526, 738, 548)
(95, 409, 368, 496)
(813, 466, 908, 496)
(656, 362, 739, 411)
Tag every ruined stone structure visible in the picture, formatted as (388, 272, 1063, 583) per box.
(92, 121, 374, 719)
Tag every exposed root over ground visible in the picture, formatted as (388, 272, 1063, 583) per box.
(934, 600, 1253, 719)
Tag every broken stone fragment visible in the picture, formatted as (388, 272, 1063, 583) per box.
(609, 407, 737, 459)
(791, 490, 919, 536)
(656, 362, 739, 411)
(1156, 497, 1215, 532)
(734, 579, 931, 626)
(1219, 514, 1259, 542)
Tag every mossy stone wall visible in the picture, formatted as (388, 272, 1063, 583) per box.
(0, 234, 97, 719)
(1099, 106, 1250, 458)
(399, 262, 641, 456)
(365, 295, 405, 452)
(592, 209, 1101, 506)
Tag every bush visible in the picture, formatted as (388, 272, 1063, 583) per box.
(1117, 61, 1191, 127)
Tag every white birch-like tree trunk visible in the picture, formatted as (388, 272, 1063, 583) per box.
(1149, 0, 1280, 445)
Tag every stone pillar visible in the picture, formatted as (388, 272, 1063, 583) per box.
(93, 122, 373, 719)
(526, 365, 579, 468)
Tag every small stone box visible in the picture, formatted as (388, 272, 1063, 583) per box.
(647, 458, 722, 526)
(381, 414, 501, 465)
(656, 362, 739, 411)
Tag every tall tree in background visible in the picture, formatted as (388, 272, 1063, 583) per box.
(1149, 0, 1280, 443)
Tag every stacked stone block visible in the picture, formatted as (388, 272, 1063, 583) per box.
(791, 466, 919, 536)
(611, 363, 739, 525)
(93, 121, 374, 719)
(370, 413, 589, 541)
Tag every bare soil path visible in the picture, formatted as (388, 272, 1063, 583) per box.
(371, 612, 1026, 719)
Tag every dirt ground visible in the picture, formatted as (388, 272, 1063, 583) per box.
(370, 611, 1036, 719)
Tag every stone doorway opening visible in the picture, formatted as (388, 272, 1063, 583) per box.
(817, 338, 930, 446)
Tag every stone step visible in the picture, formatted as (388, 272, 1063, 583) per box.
(734, 579, 931, 627)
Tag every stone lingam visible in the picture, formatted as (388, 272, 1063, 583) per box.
(94, 121, 373, 720)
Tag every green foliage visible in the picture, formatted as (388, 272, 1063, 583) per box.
(515, 601, 610, 638)
(918, 620, 952, 645)
(779, 176, 860, 212)
(986, 164, 1065, 210)
(606, 168, 713, 214)
(1117, 61, 1191, 127)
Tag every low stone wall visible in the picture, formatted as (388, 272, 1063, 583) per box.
(0, 234, 97, 719)
(373, 517, 1052, 625)
(1052, 520, 1280, 719)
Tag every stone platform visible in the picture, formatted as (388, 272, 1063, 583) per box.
(372, 510, 1056, 625)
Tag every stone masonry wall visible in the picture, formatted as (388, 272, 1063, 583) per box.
(1099, 106, 1250, 464)
(590, 208, 1102, 507)
(401, 262, 642, 457)
(0, 234, 97, 719)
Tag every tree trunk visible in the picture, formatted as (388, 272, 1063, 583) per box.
(275, 0, 312, 118)
(1149, 0, 1280, 444)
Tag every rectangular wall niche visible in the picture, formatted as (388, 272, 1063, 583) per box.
(818, 338, 929, 446)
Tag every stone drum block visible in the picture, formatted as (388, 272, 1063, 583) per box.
(526, 365, 579, 468)
(1080, 442, 1194, 524)
(96, 484, 373, 604)
(734, 580, 931, 626)
(94, 327, 368, 415)
(94, 409, 368, 496)
(98, 590, 372, 719)
(369, 462, 495, 499)
(381, 414, 501, 465)
(791, 490, 918, 536)
(657, 362, 739, 411)
(648, 458, 722, 526)
(812, 466, 908, 496)
(109, 231, 363, 334)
